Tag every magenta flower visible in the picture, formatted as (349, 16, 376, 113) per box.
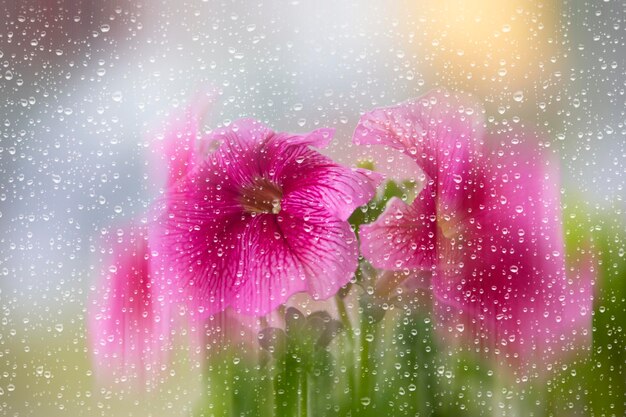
(354, 90, 593, 370)
(89, 227, 169, 381)
(89, 94, 212, 380)
(147, 90, 215, 189)
(150, 119, 381, 317)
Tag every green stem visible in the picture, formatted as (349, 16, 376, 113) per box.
(274, 308, 298, 416)
(335, 294, 354, 344)
(205, 356, 232, 416)
(412, 312, 432, 417)
(335, 294, 357, 411)
(299, 371, 308, 417)
(258, 316, 273, 415)
(359, 315, 373, 408)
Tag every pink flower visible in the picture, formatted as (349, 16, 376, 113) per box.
(354, 90, 593, 371)
(147, 90, 215, 189)
(89, 93, 212, 381)
(89, 227, 169, 381)
(150, 119, 381, 317)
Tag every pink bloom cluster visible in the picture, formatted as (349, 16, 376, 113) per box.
(89, 89, 593, 380)
(355, 90, 594, 369)
(89, 226, 169, 380)
(150, 119, 381, 317)
(89, 92, 380, 379)
(88, 93, 213, 380)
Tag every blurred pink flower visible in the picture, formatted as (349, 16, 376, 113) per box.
(89, 227, 169, 381)
(151, 119, 381, 317)
(354, 89, 593, 371)
(147, 90, 215, 189)
(89, 93, 213, 381)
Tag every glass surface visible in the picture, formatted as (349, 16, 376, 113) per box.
(1, 1, 623, 416)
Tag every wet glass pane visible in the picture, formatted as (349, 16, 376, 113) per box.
(1, 1, 623, 416)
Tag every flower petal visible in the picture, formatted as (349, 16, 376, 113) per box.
(433, 137, 593, 371)
(151, 208, 252, 317)
(149, 155, 252, 316)
(277, 127, 336, 148)
(231, 206, 359, 316)
(153, 119, 375, 318)
(208, 118, 274, 184)
(88, 227, 169, 382)
(353, 89, 484, 213)
(258, 128, 381, 221)
(148, 90, 214, 188)
(360, 191, 437, 271)
(275, 148, 382, 221)
(353, 90, 484, 174)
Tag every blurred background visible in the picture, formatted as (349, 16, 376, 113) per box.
(0, 0, 624, 415)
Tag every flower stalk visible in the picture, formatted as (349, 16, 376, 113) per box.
(299, 372, 308, 417)
(358, 312, 374, 409)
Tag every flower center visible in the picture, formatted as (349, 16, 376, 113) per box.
(239, 178, 283, 214)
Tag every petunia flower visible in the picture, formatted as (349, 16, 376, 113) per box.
(354, 89, 593, 371)
(150, 119, 381, 317)
(89, 93, 213, 381)
(147, 89, 215, 190)
(88, 227, 169, 381)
